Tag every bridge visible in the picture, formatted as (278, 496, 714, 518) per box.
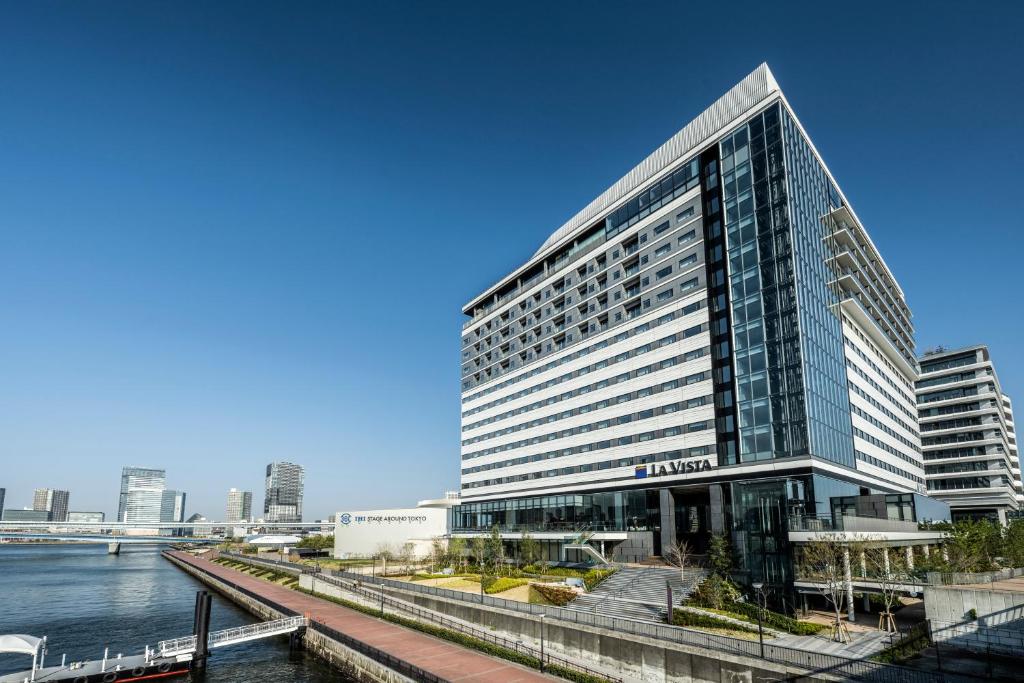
(156, 616, 307, 657)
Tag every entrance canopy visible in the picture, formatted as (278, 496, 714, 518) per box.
(0, 634, 41, 656)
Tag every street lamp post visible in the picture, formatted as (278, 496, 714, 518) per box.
(752, 582, 765, 659)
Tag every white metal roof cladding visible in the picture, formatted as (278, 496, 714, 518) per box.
(532, 63, 779, 259)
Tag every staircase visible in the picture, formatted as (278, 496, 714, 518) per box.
(564, 565, 707, 623)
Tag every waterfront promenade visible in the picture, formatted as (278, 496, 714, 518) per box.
(165, 551, 554, 682)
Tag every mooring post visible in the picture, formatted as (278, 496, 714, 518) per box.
(191, 590, 213, 671)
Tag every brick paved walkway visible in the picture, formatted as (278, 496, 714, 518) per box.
(166, 551, 553, 682)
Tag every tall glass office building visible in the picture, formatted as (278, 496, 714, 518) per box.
(264, 461, 304, 523)
(117, 466, 167, 524)
(455, 65, 927, 584)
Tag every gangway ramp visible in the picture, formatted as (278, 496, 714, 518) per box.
(157, 615, 306, 657)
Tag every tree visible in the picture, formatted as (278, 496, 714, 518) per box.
(429, 537, 446, 573)
(663, 539, 693, 584)
(448, 537, 467, 570)
(470, 535, 487, 572)
(707, 533, 734, 577)
(486, 525, 505, 575)
(864, 542, 911, 632)
(1004, 519, 1024, 568)
(398, 542, 415, 575)
(944, 520, 1002, 572)
(519, 531, 541, 568)
(297, 534, 334, 550)
(796, 534, 859, 642)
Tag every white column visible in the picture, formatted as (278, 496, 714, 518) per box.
(905, 546, 914, 570)
(922, 544, 930, 558)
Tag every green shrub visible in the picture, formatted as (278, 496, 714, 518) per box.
(583, 568, 617, 591)
(531, 583, 578, 606)
(725, 601, 827, 635)
(688, 574, 741, 610)
(669, 609, 760, 634)
(483, 577, 529, 594)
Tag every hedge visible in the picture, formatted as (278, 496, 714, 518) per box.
(720, 602, 826, 635)
(482, 576, 529, 594)
(530, 583, 577, 606)
(669, 609, 760, 634)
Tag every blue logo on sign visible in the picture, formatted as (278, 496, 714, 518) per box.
(634, 465, 648, 479)
(340, 513, 352, 525)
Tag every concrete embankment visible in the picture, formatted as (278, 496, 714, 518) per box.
(162, 550, 554, 683)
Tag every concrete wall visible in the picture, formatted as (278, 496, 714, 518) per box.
(346, 576, 828, 682)
(924, 584, 1024, 655)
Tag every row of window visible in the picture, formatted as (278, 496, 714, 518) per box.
(855, 450, 924, 485)
(462, 304, 704, 415)
(604, 157, 701, 239)
(850, 404, 921, 453)
(925, 460, 1007, 475)
(462, 396, 712, 474)
(848, 380, 920, 439)
(462, 368, 711, 459)
(922, 430, 997, 447)
(843, 337, 916, 406)
(462, 444, 714, 490)
(927, 476, 1012, 491)
(917, 370, 980, 390)
(922, 446, 991, 461)
(463, 211, 705, 385)
(919, 352, 979, 375)
(917, 384, 988, 405)
(921, 416, 986, 433)
(852, 427, 922, 469)
(918, 400, 991, 419)
(841, 314, 915, 393)
(461, 334, 709, 444)
(845, 358, 918, 423)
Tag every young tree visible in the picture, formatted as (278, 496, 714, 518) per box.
(663, 539, 693, 584)
(1004, 519, 1024, 568)
(398, 542, 415, 575)
(486, 525, 505, 575)
(796, 534, 856, 642)
(864, 542, 911, 632)
(448, 536, 467, 570)
(470, 535, 488, 572)
(429, 537, 446, 573)
(520, 531, 541, 568)
(945, 520, 1002, 572)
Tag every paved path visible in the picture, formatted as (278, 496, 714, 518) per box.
(166, 551, 554, 683)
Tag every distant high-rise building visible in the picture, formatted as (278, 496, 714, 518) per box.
(226, 488, 253, 522)
(32, 488, 70, 522)
(161, 490, 187, 523)
(0, 489, 5, 520)
(264, 462, 304, 523)
(118, 467, 167, 524)
(67, 511, 105, 524)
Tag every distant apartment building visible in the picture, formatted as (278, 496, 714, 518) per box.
(161, 490, 187, 523)
(67, 511, 106, 524)
(117, 467, 167, 524)
(917, 345, 1021, 523)
(264, 462, 304, 523)
(226, 488, 253, 522)
(32, 488, 70, 522)
(0, 489, 5, 520)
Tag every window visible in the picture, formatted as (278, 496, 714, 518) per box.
(654, 244, 671, 257)
(679, 253, 698, 268)
(654, 221, 670, 235)
(678, 230, 696, 244)
(680, 277, 699, 292)
(677, 206, 695, 221)
(657, 288, 674, 302)
(656, 265, 672, 279)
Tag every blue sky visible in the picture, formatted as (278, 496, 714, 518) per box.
(1, 2, 1021, 521)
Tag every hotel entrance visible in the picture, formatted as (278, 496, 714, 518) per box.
(667, 486, 714, 554)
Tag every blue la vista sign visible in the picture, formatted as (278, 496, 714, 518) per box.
(635, 458, 712, 479)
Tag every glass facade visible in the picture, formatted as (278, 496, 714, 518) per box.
(450, 490, 660, 534)
(718, 103, 854, 467)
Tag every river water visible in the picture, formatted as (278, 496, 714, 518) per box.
(0, 544, 346, 681)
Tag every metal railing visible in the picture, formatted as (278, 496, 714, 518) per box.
(217, 552, 945, 683)
(926, 567, 1024, 586)
(314, 572, 620, 682)
(156, 616, 306, 656)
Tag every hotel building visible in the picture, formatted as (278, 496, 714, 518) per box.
(118, 466, 167, 524)
(917, 345, 1021, 523)
(453, 64, 934, 584)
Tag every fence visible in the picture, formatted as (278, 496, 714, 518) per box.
(312, 572, 620, 682)
(926, 568, 1024, 586)
(218, 552, 944, 683)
